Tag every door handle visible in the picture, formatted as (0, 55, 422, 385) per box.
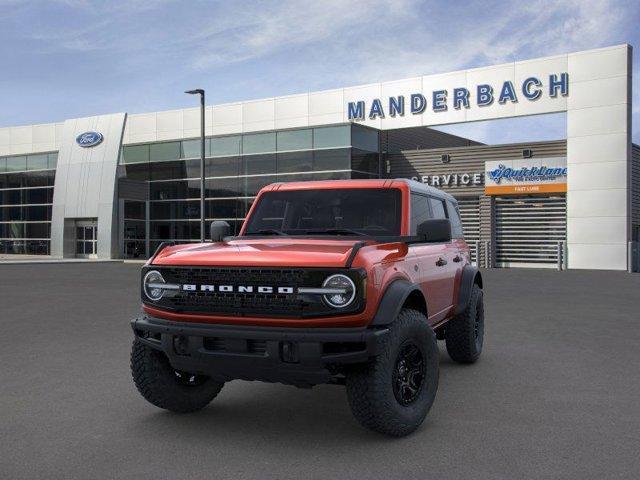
(453, 255, 462, 263)
(436, 257, 447, 267)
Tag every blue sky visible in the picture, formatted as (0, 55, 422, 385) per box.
(0, 0, 638, 144)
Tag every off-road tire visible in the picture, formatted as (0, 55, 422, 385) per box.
(445, 283, 484, 363)
(345, 308, 439, 437)
(131, 339, 224, 413)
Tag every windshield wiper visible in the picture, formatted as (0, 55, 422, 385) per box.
(245, 229, 288, 236)
(304, 228, 366, 236)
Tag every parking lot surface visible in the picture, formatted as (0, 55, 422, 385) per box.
(1, 263, 639, 479)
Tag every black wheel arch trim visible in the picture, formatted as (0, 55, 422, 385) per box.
(370, 279, 426, 326)
(454, 265, 483, 315)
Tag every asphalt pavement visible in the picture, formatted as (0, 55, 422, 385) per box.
(1, 263, 639, 480)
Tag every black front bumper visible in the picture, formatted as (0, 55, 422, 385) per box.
(131, 315, 389, 387)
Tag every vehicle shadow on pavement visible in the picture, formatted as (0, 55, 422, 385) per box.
(127, 348, 464, 445)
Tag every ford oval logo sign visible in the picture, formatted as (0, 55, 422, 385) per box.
(76, 131, 103, 148)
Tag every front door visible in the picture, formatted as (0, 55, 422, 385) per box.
(76, 221, 98, 258)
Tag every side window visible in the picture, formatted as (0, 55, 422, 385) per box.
(446, 199, 464, 238)
(429, 197, 447, 219)
(410, 193, 431, 235)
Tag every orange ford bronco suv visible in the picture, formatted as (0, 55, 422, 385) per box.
(131, 179, 484, 436)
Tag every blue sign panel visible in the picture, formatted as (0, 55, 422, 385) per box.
(76, 132, 104, 148)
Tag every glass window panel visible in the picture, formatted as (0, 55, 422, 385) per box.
(150, 201, 200, 220)
(150, 180, 199, 200)
(351, 125, 379, 152)
(242, 133, 275, 155)
(240, 175, 277, 197)
(205, 177, 240, 198)
(1, 206, 22, 221)
(1, 189, 22, 205)
(351, 149, 379, 174)
(123, 220, 146, 239)
(446, 200, 464, 238)
(24, 205, 50, 221)
(124, 240, 145, 259)
(122, 145, 150, 164)
(124, 201, 146, 220)
(4, 221, 25, 238)
(211, 136, 241, 157)
(25, 171, 55, 187)
(183, 159, 201, 179)
(150, 221, 171, 240)
(313, 126, 350, 149)
(150, 220, 200, 241)
(27, 154, 49, 171)
(313, 149, 350, 171)
(306, 171, 350, 181)
(410, 194, 432, 235)
(150, 160, 188, 181)
(206, 199, 240, 219)
(429, 198, 447, 219)
(277, 151, 313, 174)
(25, 188, 53, 204)
(181, 139, 205, 159)
(4, 173, 23, 188)
(351, 171, 379, 179)
(241, 154, 276, 175)
(121, 163, 150, 181)
(0, 158, 6, 173)
(26, 222, 50, 239)
(150, 142, 181, 163)
(7, 240, 25, 254)
(6, 156, 27, 172)
(48, 153, 58, 170)
(277, 129, 312, 151)
(205, 156, 239, 177)
(244, 188, 402, 236)
(27, 240, 50, 255)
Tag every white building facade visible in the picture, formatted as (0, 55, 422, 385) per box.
(0, 45, 636, 271)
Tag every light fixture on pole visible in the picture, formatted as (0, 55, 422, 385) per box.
(185, 89, 206, 242)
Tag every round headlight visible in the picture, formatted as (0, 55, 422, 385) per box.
(143, 270, 166, 301)
(322, 274, 356, 308)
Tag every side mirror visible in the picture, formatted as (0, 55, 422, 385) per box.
(210, 220, 231, 242)
(417, 219, 451, 243)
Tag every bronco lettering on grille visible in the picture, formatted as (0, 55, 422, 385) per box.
(181, 284, 295, 294)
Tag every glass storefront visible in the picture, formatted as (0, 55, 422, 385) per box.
(0, 153, 57, 255)
(119, 124, 380, 257)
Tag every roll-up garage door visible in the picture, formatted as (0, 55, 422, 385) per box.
(457, 196, 480, 263)
(495, 195, 566, 267)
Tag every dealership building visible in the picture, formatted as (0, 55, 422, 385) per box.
(0, 44, 638, 271)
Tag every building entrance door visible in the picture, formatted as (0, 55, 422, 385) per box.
(76, 220, 98, 258)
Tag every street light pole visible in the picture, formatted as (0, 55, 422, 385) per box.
(185, 88, 206, 242)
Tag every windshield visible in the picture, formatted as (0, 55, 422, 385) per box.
(243, 188, 402, 236)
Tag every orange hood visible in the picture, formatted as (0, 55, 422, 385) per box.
(151, 238, 366, 268)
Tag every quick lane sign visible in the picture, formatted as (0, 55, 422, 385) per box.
(484, 157, 567, 195)
(348, 73, 569, 120)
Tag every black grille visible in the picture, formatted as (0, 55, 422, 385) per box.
(143, 266, 364, 318)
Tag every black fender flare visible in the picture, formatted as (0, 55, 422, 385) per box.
(455, 265, 483, 315)
(370, 279, 425, 326)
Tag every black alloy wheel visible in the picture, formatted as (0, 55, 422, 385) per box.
(392, 341, 426, 406)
